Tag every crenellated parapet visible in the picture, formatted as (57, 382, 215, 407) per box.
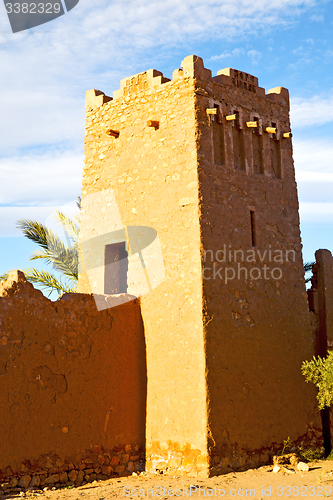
(172, 54, 212, 81)
(85, 55, 289, 111)
(112, 68, 171, 100)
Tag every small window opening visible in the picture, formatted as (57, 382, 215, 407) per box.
(104, 242, 128, 294)
(250, 211, 256, 247)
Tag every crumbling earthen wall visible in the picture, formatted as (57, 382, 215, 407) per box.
(0, 271, 146, 489)
(79, 55, 322, 477)
(307, 249, 333, 454)
(308, 249, 333, 354)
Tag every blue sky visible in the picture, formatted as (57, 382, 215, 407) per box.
(0, 0, 333, 295)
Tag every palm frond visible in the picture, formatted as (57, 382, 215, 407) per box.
(304, 261, 315, 273)
(54, 210, 80, 242)
(28, 229, 72, 264)
(29, 246, 78, 275)
(0, 272, 9, 282)
(23, 268, 77, 296)
(304, 261, 315, 284)
(16, 219, 71, 258)
(16, 219, 49, 249)
(10, 200, 81, 296)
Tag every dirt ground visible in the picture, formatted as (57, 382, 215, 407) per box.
(5, 460, 333, 500)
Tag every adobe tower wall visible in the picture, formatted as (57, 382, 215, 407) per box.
(190, 57, 320, 473)
(80, 71, 209, 475)
(79, 55, 321, 476)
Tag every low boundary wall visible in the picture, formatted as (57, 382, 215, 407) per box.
(0, 271, 146, 489)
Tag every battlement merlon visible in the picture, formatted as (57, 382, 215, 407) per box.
(85, 89, 112, 111)
(85, 54, 289, 109)
(113, 69, 171, 100)
(266, 86, 290, 107)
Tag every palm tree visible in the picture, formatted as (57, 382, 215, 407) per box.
(0, 199, 80, 297)
(304, 261, 315, 284)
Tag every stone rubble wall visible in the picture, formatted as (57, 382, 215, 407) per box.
(0, 271, 146, 490)
(0, 444, 145, 494)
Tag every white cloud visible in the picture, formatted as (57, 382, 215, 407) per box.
(290, 94, 333, 128)
(294, 139, 333, 207)
(310, 13, 324, 21)
(297, 172, 333, 182)
(299, 202, 333, 223)
(287, 56, 313, 70)
(297, 180, 333, 205)
(0, 206, 59, 236)
(0, 201, 79, 237)
(0, 151, 83, 206)
(210, 48, 244, 61)
(0, 90, 85, 152)
(247, 49, 261, 64)
(293, 138, 333, 173)
(292, 45, 304, 55)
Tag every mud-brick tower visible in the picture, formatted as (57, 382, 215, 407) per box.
(78, 55, 321, 477)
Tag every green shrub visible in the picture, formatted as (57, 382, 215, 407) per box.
(298, 446, 325, 462)
(301, 352, 333, 410)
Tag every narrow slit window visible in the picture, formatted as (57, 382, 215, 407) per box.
(104, 242, 128, 294)
(250, 211, 256, 247)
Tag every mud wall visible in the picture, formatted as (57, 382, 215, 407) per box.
(307, 249, 333, 454)
(308, 249, 333, 354)
(0, 271, 146, 486)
